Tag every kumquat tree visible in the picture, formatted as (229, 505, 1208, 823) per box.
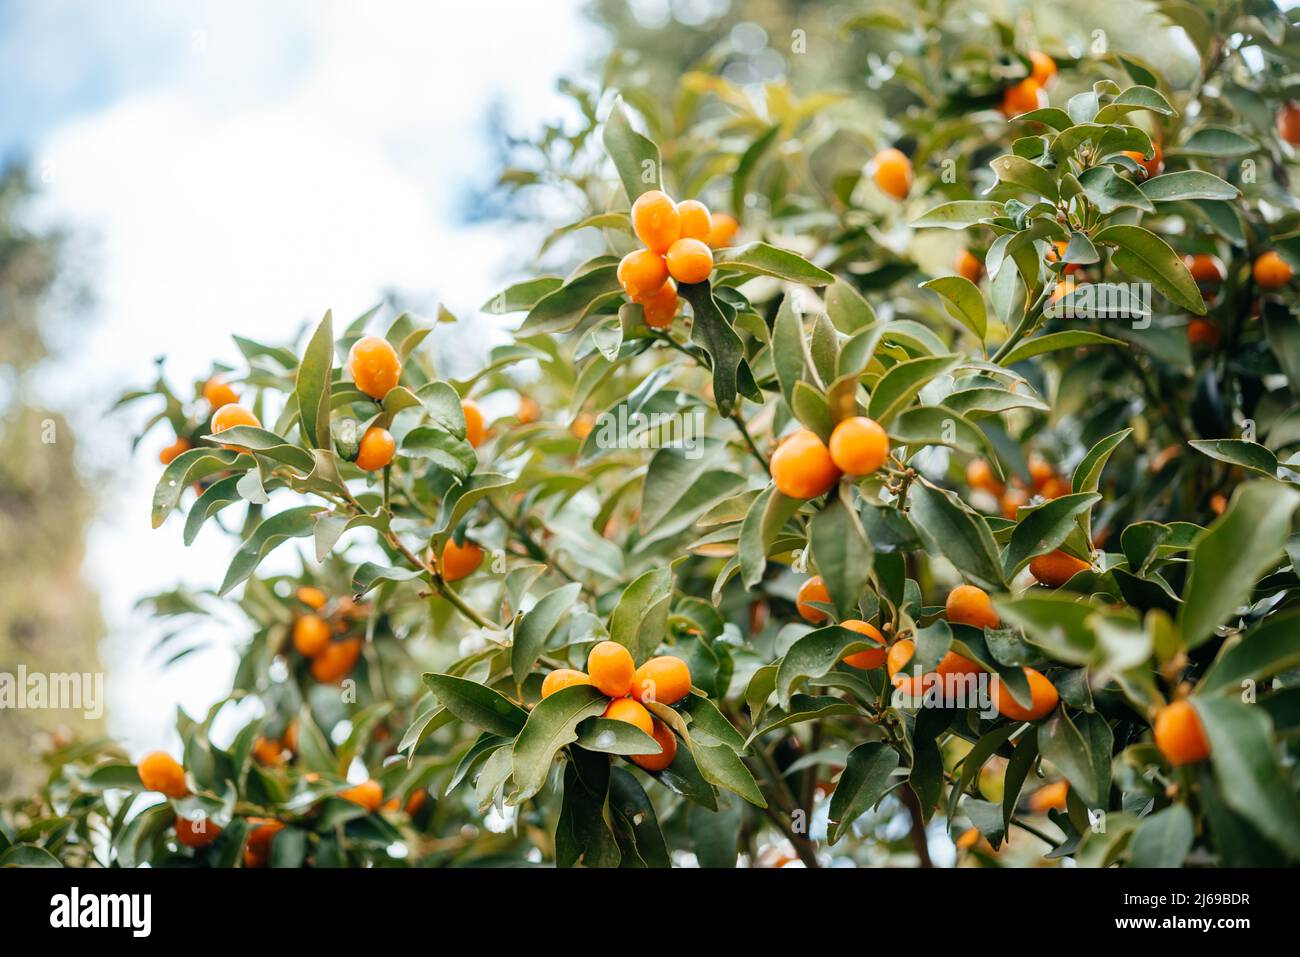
(7, 0, 1300, 876)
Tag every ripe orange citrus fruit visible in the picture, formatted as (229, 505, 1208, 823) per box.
(872, 147, 912, 200)
(293, 614, 331, 657)
(587, 640, 635, 698)
(1254, 251, 1293, 290)
(211, 404, 260, 450)
(1028, 780, 1069, 813)
(1029, 549, 1090, 587)
(676, 199, 712, 241)
(770, 428, 841, 499)
(956, 249, 983, 283)
(1184, 253, 1225, 286)
(347, 335, 401, 400)
(175, 814, 222, 848)
(990, 667, 1058, 721)
(665, 237, 713, 284)
(946, 584, 999, 630)
(603, 697, 653, 736)
(966, 459, 1003, 495)
(706, 212, 739, 248)
(203, 376, 239, 409)
(541, 668, 591, 699)
(1153, 699, 1211, 765)
(138, 751, 188, 797)
(641, 279, 678, 329)
(296, 586, 327, 610)
(159, 436, 191, 465)
(1001, 78, 1044, 116)
(1028, 50, 1057, 86)
(340, 778, 384, 812)
(439, 537, 483, 582)
(355, 426, 395, 471)
(796, 576, 832, 625)
(310, 637, 361, 683)
(828, 416, 889, 475)
(461, 399, 486, 448)
(1186, 318, 1221, 348)
(840, 620, 886, 669)
(631, 718, 678, 772)
(617, 248, 670, 300)
(631, 189, 681, 254)
(1122, 144, 1163, 178)
(1278, 101, 1300, 145)
(630, 655, 692, 706)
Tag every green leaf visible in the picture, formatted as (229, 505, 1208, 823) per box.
(921, 276, 986, 340)
(824, 276, 877, 331)
(1197, 697, 1300, 857)
(1199, 609, 1300, 696)
(732, 124, 781, 221)
(0, 843, 62, 867)
(610, 566, 674, 664)
(574, 717, 662, 755)
(1128, 804, 1194, 867)
(351, 562, 425, 596)
(827, 742, 900, 844)
(1002, 493, 1100, 578)
(1093, 224, 1205, 314)
(909, 481, 1004, 591)
(678, 279, 748, 416)
(602, 96, 662, 201)
(219, 507, 319, 596)
(690, 742, 766, 807)
(421, 673, 528, 738)
(1037, 709, 1110, 807)
(436, 472, 513, 534)
(890, 405, 985, 454)
(1078, 165, 1155, 213)
(511, 583, 583, 685)
(1177, 126, 1256, 157)
(713, 242, 835, 285)
(911, 201, 1005, 229)
(866, 355, 959, 426)
(999, 330, 1125, 365)
(521, 264, 621, 335)
(810, 494, 874, 620)
(152, 448, 251, 528)
(989, 154, 1059, 201)
(1140, 170, 1239, 202)
(1093, 85, 1175, 123)
(995, 592, 1098, 664)
(401, 427, 477, 479)
(555, 750, 620, 867)
(511, 684, 608, 802)
(1178, 482, 1300, 648)
(609, 767, 671, 867)
(739, 485, 802, 588)
(296, 310, 334, 450)
(1188, 439, 1278, 479)
(481, 277, 564, 314)
(774, 625, 876, 707)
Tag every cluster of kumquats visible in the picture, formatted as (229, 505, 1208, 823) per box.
(135, 748, 425, 865)
(540, 641, 691, 772)
(289, 585, 370, 683)
(615, 189, 738, 326)
(791, 568, 1212, 769)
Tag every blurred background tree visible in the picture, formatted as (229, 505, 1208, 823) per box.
(0, 163, 103, 796)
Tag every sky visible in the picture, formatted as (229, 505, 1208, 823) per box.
(1, 0, 598, 752)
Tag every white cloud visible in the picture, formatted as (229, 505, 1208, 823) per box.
(20, 0, 597, 751)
